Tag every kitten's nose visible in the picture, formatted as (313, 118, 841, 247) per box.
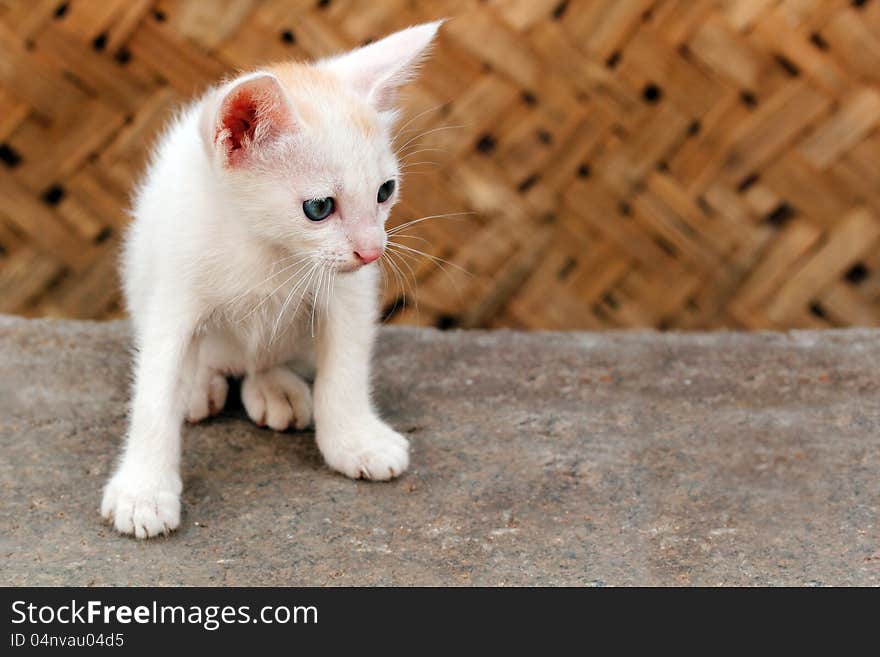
(354, 247, 382, 265)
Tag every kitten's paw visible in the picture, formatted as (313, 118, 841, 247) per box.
(318, 417, 410, 480)
(242, 367, 312, 431)
(100, 469, 182, 539)
(185, 372, 228, 423)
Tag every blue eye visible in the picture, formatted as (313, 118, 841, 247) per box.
(303, 197, 334, 221)
(377, 179, 396, 203)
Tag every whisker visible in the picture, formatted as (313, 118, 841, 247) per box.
(397, 170, 440, 178)
(269, 261, 318, 343)
(399, 161, 442, 171)
(318, 265, 332, 333)
(287, 262, 320, 331)
(387, 244, 466, 301)
(384, 258, 400, 317)
(393, 102, 450, 142)
(400, 159, 442, 166)
(379, 258, 389, 300)
(399, 147, 448, 162)
(387, 211, 477, 235)
(239, 258, 315, 323)
(324, 267, 336, 320)
(226, 254, 313, 312)
(382, 253, 406, 319)
(385, 232, 431, 246)
(387, 242, 472, 277)
(311, 264, 328, 337)
(388, 253, 413, 316)
(386, 248, 420, 323)
(394, 125, 466, 157)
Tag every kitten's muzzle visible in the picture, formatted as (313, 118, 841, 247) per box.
(353, 247, 382, 265)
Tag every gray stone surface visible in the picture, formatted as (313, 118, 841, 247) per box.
(1, 315, 878, 586)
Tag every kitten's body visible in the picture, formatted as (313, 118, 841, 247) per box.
(102, 23, 441, 538)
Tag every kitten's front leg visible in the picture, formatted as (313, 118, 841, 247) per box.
(313, 268, 409, 480)
(101, 309, 195, 538)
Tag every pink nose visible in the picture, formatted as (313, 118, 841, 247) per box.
(354, 248, 382, 265)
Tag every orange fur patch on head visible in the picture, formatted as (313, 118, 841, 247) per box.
(265, 61, 379, 137)
(350, 103, 378, 138)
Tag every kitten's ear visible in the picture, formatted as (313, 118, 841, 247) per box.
(322, 20, 444, 113)
(202, 72, 296, 167)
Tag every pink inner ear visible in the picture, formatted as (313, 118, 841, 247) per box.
(219, 95, 258, 153)
(212, 75, 295, 166)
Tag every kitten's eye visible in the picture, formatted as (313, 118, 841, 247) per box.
(302, 197, 335, 222)
(377, 179, 396, 203)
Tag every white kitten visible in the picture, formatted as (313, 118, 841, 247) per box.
(101, 22, 443, 539)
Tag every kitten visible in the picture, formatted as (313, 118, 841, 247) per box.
(101, 22, 443, 538)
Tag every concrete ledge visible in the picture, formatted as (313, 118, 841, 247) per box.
(1, 315, 878, 585)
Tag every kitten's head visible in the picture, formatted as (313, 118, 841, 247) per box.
(200, 21, 442, 272)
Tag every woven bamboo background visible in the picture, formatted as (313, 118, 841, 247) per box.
(2, 0, 880, 329)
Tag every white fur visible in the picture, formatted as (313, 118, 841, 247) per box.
(101, 23, 442, 538)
